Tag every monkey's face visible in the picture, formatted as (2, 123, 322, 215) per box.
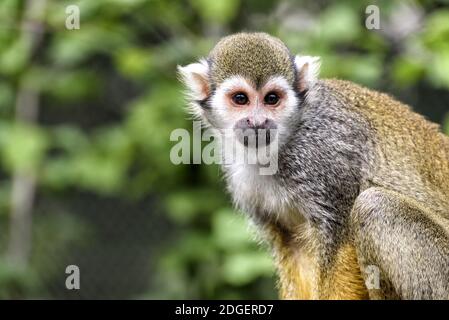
(178, 33, 320, 151)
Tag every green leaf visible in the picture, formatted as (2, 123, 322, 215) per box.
(428, 52, 449, 88)
(318, 4, 360, 44)
(45, 69, 99, 100)
(51, 126, 89, 153)
(165, 189, 225, 224)
(115, 47, 154, 78)
(392, 56, 425, 86)
(0, 36, 32, 75)
(0, 123, 49, 172)
(222, 252, 273, 286)
(190, 0, 240, 24)
(70, 151, 125, 193)
(212, 209, 254, 251)
(48, 24, 130, 67)
(422, 10, 449, 51)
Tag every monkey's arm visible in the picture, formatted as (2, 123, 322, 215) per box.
(350, 187, 449, 300)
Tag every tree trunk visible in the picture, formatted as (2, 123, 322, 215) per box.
(6, 0, 47, 268)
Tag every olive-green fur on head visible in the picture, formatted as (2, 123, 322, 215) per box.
(209, 32, 296, 87)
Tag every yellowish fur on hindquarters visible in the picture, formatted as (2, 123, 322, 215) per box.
(268, 221, 368, 300)
(269, 224, 318, 300)
(321, 244, 369, 300)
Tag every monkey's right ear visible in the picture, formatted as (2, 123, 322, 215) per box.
(177, 59, 210, 101)
(294, 55, 320, 94)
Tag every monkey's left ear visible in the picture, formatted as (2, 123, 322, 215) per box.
(177, 59, 210, 101)
(294, 55, 320, 94)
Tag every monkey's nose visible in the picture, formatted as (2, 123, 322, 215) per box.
(245, 118, 274, 130)
(233, 118, 278, 148)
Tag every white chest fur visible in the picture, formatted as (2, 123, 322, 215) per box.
(225, 163, 303, 228)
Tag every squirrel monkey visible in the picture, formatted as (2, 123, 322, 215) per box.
(178, 32, 449, 299)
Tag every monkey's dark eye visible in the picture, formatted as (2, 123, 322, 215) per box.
(232, 93, 248, 105)
(264, 92, 280, 105)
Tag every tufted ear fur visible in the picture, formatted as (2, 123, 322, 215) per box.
(177, 59, 210, 101)
(294, 55, 320, 93)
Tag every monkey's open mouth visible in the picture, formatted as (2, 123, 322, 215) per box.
(234, 128, 277, 148)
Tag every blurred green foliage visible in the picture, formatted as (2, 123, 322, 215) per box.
(0, 0, 448, 299)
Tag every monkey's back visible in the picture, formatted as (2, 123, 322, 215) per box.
(324, 79, 449, 216)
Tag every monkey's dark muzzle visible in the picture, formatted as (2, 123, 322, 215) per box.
(233, 118, 278, 148)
